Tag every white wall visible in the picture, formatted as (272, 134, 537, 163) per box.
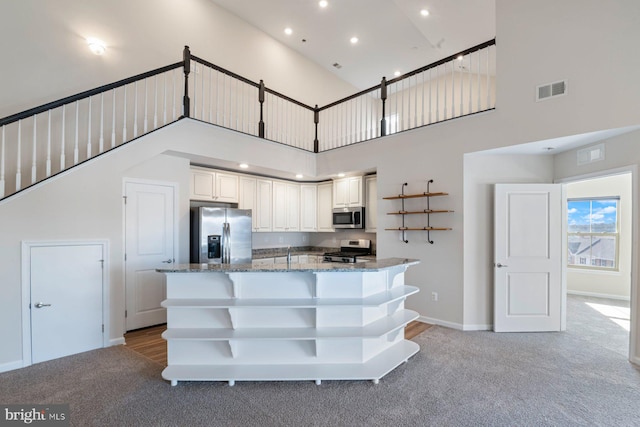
(565, 174, 632, 300)
(0, 119, 316, 369)
(0, 0, 356, 118)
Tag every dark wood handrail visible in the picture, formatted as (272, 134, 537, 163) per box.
(0, 62, 184, 127)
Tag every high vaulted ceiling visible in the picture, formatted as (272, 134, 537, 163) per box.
(209, 0, 495, 90)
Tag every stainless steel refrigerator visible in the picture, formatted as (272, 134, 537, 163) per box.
(190, 207, 252, 264)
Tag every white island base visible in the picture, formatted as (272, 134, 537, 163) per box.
(158, 258, 420, 386)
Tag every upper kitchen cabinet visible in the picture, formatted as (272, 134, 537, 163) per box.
(365, 175, 377, 233)
(317, 182, 334, 232)
(272, 181, 300, 232)
(239, 176, 272, 232)
(333, 176, 364, 208)
(189, 167, 239, 203)
(300, 184, 318, 232)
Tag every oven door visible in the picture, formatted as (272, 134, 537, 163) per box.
(332, 208, 364, 229)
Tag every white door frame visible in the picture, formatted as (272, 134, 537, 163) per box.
(555, 165, 638, 365)
(122, 177, 179, 330)
(21, 239, 110, 368)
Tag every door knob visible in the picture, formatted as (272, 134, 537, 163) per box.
(162, 259, 174, 263)
(34, 302, 52, 308)
(495, 263, 508, 268)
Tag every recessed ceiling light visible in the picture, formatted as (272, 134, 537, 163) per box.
(87, 38, 106, 55)
(295, 174, 304, 179)
(284, 27, 293, 35)
(239, 163, 249, 169)
(319, 0, 328, 8)
(420, 9, 429, 17)
(338, 173, 345, 177)
(457, 55, 464, 61)
(350, 36, 359, 44)
(394, 71, 401, 77)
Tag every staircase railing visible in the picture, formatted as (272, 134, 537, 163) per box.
(0, 40, 495, 201)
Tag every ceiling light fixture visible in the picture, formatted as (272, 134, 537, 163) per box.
(350, 36, 359, 44)
(239, 163, 249, 169)
(457, 55, 464, 61)
(394, 71, 401, 77)
(338, 173, 345, 178)
(295, 174, 304, 179)
(319, 0, 328, 8)
(87, 38, 106, 55)
(284, 27, 293, 35)
(420, 9, 429, 17)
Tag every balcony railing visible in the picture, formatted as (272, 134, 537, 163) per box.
(0, 40, 495, 201)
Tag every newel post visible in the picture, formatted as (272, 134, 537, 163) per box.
(380, 76, 387, 137)
(313, 105, 319, 153)
(258, 80, 265, 138)
(182, 46, 191, 118)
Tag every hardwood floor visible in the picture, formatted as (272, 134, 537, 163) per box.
(124, 321, 433, 367)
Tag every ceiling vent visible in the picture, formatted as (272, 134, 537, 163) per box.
(536, 79, 567, 101)
(577, 143, 605, 166)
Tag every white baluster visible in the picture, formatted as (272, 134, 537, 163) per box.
(193, 63, 198, 119)
(134, 81, 139, 137)
(16, 120, 22, 191)
(201, 69, 205, 121)
(111, 90, 116, 148)
(477, 50, 481, 112)
(31, 114, 37, 184)
(460, 56, 464, 116)
(222, 74, 226, 127)
(486, 47, 491, 109)
(172, 69, 177, 121)
(163, 72, 168, 125)
(123, 85, 128, 143)
(208, 67, 213, 123)
(429, 68, 433, 124)
(74, 101, 79, 164)
(154, 74, 159, 129)
(0, 126, 4, 198)
(443, 64, 448, 120)
(60, 105, 66, 170)
(469, 53, 473, 114)
(451, 59, 455, 118)
(144, 79, 149, 133)
(87, 96, 92, 158)
(99, 93, 104, 153)
(421, 71, 425, 126)
(46, 110, 51, 177)
(215, 71, 220, 124)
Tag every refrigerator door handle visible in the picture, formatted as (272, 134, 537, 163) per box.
(222, 222, 230, 264)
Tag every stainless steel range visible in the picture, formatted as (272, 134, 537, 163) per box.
(323, 239, 372, 263)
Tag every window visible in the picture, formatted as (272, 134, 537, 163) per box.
(567, 197, 619, 270)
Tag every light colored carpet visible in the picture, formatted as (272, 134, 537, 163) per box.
(1, 296, 639, 426)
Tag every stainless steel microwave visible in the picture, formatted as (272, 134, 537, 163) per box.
(332, 207, 364, 229)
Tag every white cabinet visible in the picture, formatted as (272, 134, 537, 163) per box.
(239, 177, 272, 232)
(272, 181, 300, 232)
(190, 167, 239, 203)
(317, 182, 334, 232)
(333, 176, 363, 208)
(365, 176, 377, 232)
(300, 185, 317, 232)
(160, 264, 420, 386)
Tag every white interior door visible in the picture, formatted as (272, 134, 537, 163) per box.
(125, 181, 175, 331)
(30, 244, 104, 364)
(494, 183, 564, 332)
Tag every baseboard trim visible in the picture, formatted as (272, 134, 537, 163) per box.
(567, 290, 630, 301)
(462, 324, 493, 331)
(418, 316, 464, 331)
(630, 354, 640, 366)
(0, 360, 24, 373)
(109, 337, 125, 346)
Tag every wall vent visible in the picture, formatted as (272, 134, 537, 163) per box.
(577, 143, 605, 166)
(536, 79, 567, 101)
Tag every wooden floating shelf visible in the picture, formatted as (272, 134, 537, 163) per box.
(387, 210, 454, 215)
(385, 227, 452, 231)
(383, 192, 448, 200)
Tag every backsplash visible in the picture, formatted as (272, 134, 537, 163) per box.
(252, 231, 376, 254)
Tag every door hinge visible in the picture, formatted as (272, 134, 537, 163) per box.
(99, 259, 104, 268)
(123, 195, 127, 204)
(102, 324, 105, 333)
(124, 253, 127, 261)
(125, 310, 128, 318)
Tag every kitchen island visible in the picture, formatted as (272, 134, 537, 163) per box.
(157, 258, 420, 386)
